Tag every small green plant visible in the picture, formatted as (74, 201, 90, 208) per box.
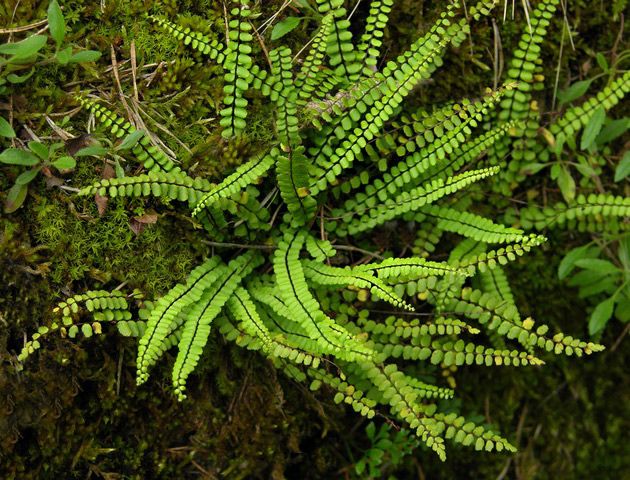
(558, 236, 630, 336)
(1, 0, 102, 212)
(0, 141, 76, 212)
(0, 1, 100, 98)
(353, 422, 418, 479)
(512, 44, 630, 336)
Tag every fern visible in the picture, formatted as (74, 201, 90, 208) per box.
(520, 194, 630, 232)
(76, 96, 180, 173)
(549, 71, 630, 141)
(19, 0, 608, 461)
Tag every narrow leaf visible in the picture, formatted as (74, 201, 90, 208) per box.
(557, 166, 575, 202)
(52, 156, 76, 170)
(0, 148, 39, 166)
(0, 35, 47, 59)
(0, 116, 15, 138)
(557, 79, 592, 106)
(117, 130, 144, 150)
(47, 0, 66, 47)
(4, 183, 28, 213)
(580, 107, 605, 150)
(16, 168, 41, 185)
(588, 297, 615, 336)
(271, 17, 301, 40)
(614, 151, 630, 182)
(558, 244, 598, 280)
(68, 50, 101, 63)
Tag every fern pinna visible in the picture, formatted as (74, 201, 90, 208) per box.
(19, 0, 607, 460)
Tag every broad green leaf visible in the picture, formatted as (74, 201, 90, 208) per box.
(7, 69, 35, 84)
(557, 79, 592, 106)
(580, 107, 605, 150)
(520, 162, 547, 175)
(47, 0, 66, 47)
(574, 258, 619, 275)
(568, 269, 608, 288)
(74, 145, 108, 157)
(618, 237, 630, 271)
(117, 130, 144, 150)
(588, 297, 615, 335)
(114, 159, 125, 178)
(52, 156, 76, 170)
(614, 298, 630, 323)
(557, 165, 575, 202)
(56, 46, 72, 64)
(0, 35, 47, 60)
(68, 50, 101, 63)
(579, 277, 618, 298)
(596, 117, 629, 145)
(48, 142, 64, 156)
(366, 422, 376, 440)
(558, 244, 599, 280)
(4, 182, 28, 213)
(595, 53, 608, 72)
(28, 141, 49, 160)
(0, 116, 15, 138)
(614, 151, 630, 182)
(0, 148, 39, 166)
(271, 17, 301, 40)
(16, 167, 41, 185)
(573, 159, 597, 178)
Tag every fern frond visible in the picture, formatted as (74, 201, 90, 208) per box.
(220, 0, 254, 138)
(450, 287, 604, 356)
(342, 167, 501, 235)
(549, 71, 630, 140)
(357, 362, 448, 459)
(295, 14, 334, 104)
(356, 257, 461, 280)
(308, 367, 378, 418)
(451, 234, 547, 275)
(314, 0, 360, 81)
(75, 96, 180, 173)
(477, 266, 516, 305)
(302, 260, 414, 311)
(148, 15, 225, 62)
(18, 290, 135, 364)
(418, 205, 533, 244)
(305, 234, 336, 261)
(520, 193, 630, 232)
(273, 230, 374, 361)
(192, 152, 274, 215)
(79, 171, 212, 205)
(136, 257, 224, 384)
(356, 0, 394, 75)
(375, 336, 543, 367)
(226, 286, 273, 349)
(488, 0, 559, 185)
(309, 2, 499, 193)
(172, 251, 263, 399)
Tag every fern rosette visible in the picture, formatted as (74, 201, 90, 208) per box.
(19, 0, 618, 461)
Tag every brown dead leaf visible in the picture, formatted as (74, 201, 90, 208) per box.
(65, 134, 94, 156)
(102, 163, 115, 179)
(95, 193, 108, 216)
(134, 213, 158, 224)
(129, 212, 159, 235)
(44, 176, 64, 188)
